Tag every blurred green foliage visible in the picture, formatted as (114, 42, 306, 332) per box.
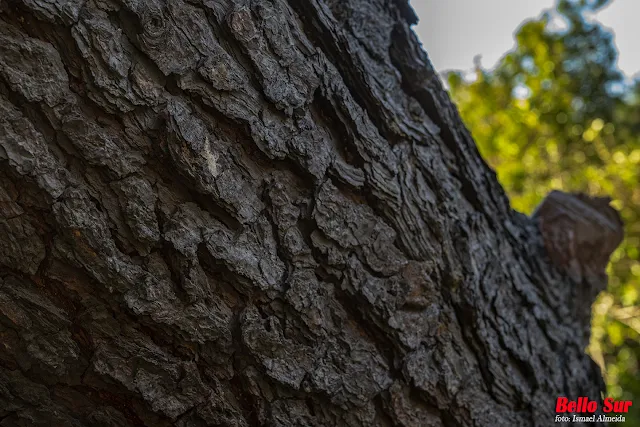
(445, 0, 639, 421)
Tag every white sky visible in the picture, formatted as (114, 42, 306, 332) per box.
(411, 0, 640, 78)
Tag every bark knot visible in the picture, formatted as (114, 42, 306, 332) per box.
(532, 190, 624, 283)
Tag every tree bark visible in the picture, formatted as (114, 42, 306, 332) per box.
(0, 1, 617, 426)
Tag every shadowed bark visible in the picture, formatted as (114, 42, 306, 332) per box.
(0, 1, 621, 426)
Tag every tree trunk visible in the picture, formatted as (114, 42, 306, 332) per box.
(0, 1, 619, 426)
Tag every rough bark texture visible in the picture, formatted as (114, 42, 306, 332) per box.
(0, 1, 618, 426)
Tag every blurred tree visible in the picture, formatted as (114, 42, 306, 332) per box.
(447, 0, 640, 422)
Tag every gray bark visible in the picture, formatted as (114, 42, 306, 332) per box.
(0, 0, 618, 426)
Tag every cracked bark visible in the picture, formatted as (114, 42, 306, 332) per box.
(0, 1, 622, 426)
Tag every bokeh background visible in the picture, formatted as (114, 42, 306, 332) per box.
(413, 0, 639, 423)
